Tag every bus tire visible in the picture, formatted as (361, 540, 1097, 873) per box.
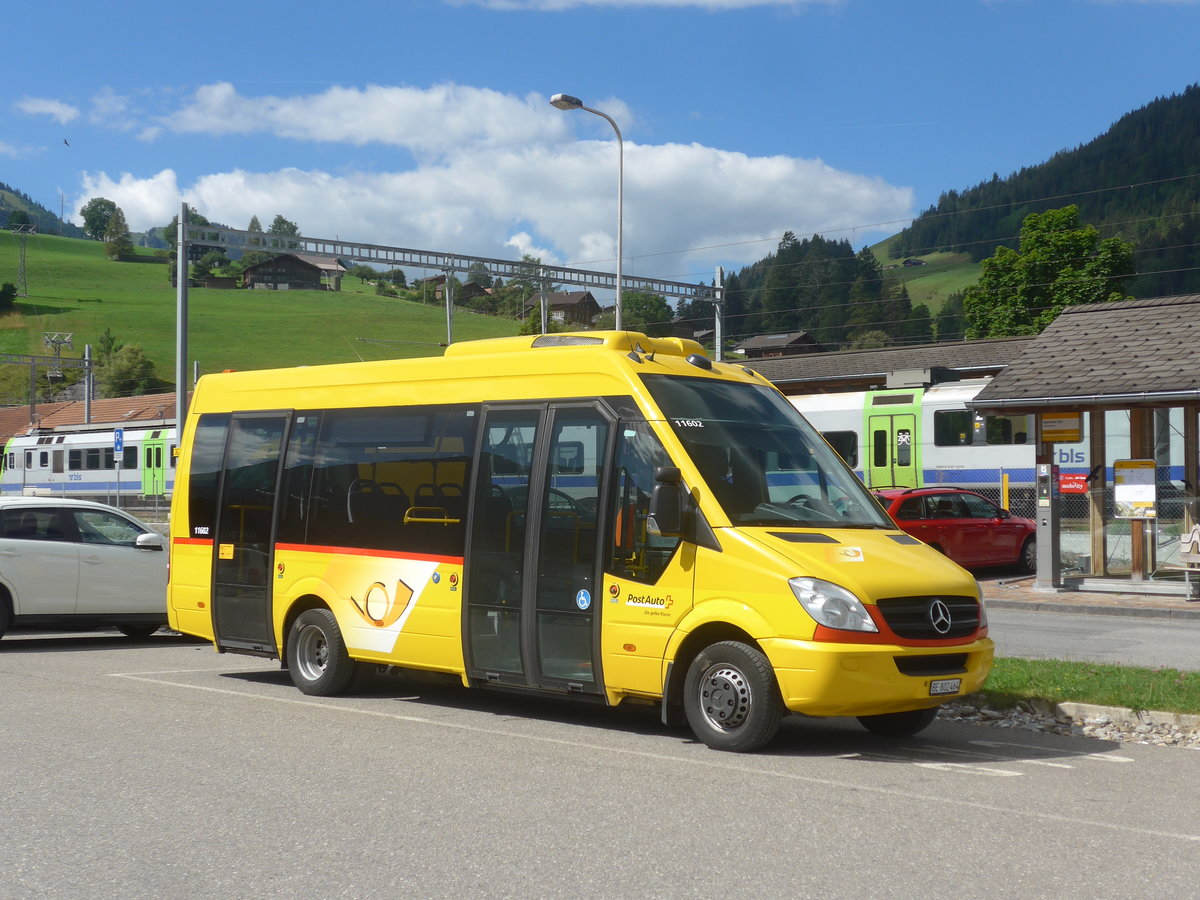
(857, 705, 939, 737)
(683, 640, 783, 752)
(288, 609, 357, 696)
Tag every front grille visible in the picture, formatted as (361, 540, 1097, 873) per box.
(894, 654, 968, 676)
(875, 595, 980, 639)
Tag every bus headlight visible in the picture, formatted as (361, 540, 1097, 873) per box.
(790, 577, 879, 633)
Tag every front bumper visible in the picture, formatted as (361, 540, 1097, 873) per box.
(761, 635, 994, 717)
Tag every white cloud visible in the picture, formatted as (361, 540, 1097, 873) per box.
(163, 82, 577, 157)
(15, 96, 79, 125)
(75, 138, 911, 283)
(88, 87, 139, 131)
(76, 169, 183, 230)
(0, 141, 25, 158)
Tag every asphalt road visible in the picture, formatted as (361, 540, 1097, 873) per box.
(987, 607, 1200, 671)
(2, 630, 1198, 899)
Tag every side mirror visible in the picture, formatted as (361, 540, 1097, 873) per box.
(137, 532, 165, 552)
(647, 466, 684, 537)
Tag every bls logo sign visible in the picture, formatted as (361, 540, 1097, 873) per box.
(350, 579, 414, 628)
(1056, 449, 1085, 464)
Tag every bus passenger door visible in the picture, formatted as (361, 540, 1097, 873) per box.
(867, 413, 917, 489)
(465, 404, 612, 695)
(211, 413, 289, 654)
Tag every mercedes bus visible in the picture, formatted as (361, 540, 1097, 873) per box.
(167, 331, 993, 752)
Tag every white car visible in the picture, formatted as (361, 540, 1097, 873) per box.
(0, 498, 167, 639)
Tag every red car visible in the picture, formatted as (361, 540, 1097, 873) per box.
(873, 487, 1036, 573)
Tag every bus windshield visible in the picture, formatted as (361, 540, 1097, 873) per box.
(643, 374, 892, 529)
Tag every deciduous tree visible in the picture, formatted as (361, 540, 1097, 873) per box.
(963, 205, 1135, 338)
(79, 197, 117, 241)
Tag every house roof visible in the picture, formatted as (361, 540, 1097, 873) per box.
(243, 253, 345, 275)
(744, 335, 1033, 391)
(1, 392, 179, 441)
(293, 254, 346, 273)
(972, 294, 1200, 411)
(734, 332, 816, 351)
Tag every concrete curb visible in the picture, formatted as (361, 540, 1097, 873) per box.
(1055, 701, 1200, 732)
(985, 598, 1200, 620)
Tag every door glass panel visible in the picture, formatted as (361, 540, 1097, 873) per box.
(873, 429, 887, 467)
(896, 428, 912, 467)
(535, 408, 608, 683)
(465, 409, 539, 676)
(213, 416, 287, 648)
(610, 422, 680, 585)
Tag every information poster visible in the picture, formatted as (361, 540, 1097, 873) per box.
(1113, 459, 1157, 519)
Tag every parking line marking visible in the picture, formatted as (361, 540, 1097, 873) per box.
(971, 739, 1135, 763)
(110, 669, 1200, 844)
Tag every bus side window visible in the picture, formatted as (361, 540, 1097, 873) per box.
(609, 423, 681, 584)
(188, 414, 232, 539)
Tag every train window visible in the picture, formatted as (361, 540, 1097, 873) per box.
(169, 445, 178, 468)
(85, 449, 102, 470)
(896, 429, 912, 467)
(68, 450, 81, 470)
(123, 447, 137, 469)
(934, 410, 972, 446)
(39, 451, 49, 468)
(25, 451, 32, 469)
(103, 448, 115, 469)
(872, 429, 887, 468)
(985, 414, 1030, 445)
(822, 430, 858, 468)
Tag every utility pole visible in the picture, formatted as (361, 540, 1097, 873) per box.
(12, 224, 35, 296)
(176, 202, 189, 433)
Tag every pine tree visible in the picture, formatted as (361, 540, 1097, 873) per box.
(103, 206, 134, 260)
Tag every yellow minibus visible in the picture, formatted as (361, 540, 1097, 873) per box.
(168, 331, 993, 751)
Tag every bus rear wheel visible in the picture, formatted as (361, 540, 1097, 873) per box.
(288, 609, 358, 696)
(683, 641, 783, 752)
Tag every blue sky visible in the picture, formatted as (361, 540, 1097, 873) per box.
(5, 0, 1200, 287)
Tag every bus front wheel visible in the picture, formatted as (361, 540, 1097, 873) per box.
(288, 609, 357, 696)
(683, 641, 783, 752)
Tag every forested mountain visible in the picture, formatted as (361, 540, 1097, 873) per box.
(889, 84, 1200, 298)
(0, 182, 85, 238)
(718, 232, 954, 349)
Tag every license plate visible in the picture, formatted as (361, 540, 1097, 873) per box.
(929, 678, 961, 696)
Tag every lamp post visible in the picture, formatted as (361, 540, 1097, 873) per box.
(550, 92, 624, 331)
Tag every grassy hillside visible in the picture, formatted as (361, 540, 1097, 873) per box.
(0, 231, 521, 397)
(870, 234, 980, 312)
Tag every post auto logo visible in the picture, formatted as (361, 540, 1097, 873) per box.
(626, 592, 673, 610)
(350, 579, 414, 628)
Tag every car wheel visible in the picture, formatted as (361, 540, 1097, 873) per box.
(857, 706, 940, 737)
(287, 609, 357, 696)
(1018, 537, 1036, 574)
(683, 641, 783, 752)
(117, 625, 160, 639)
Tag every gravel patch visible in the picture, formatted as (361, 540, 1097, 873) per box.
(939, 697, 1200, 750)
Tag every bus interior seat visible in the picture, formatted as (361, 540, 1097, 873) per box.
(347, 479, 409, 528)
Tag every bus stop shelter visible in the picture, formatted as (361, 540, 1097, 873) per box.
(971, 294, 1200, 597)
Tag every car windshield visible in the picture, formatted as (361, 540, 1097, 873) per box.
(642, 374, 892, 528)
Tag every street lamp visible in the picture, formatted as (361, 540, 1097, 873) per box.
(550, 92, 624, 330)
